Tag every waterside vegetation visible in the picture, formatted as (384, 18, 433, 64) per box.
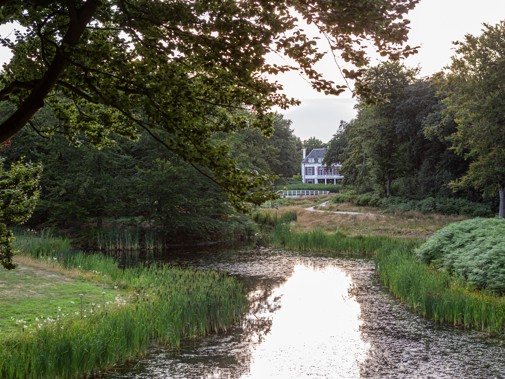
(0, 233, 246, 378)
(256, 198, 505, 335)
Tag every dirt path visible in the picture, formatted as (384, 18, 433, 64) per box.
(305, 201, 380, 216)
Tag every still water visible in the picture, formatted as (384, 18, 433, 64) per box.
(106, 249, 505, 378)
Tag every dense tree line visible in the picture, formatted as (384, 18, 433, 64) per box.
(3, 113, 300, 245)
(326, 20, 505, 217)
(328, 62, 469, 199)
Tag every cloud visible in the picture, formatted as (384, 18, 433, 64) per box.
(283, 97, 357, 142)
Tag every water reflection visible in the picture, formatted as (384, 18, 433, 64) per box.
(104, 257, 368, 378)
(243, 263, 369, 378)
(104, 250, 505, 379)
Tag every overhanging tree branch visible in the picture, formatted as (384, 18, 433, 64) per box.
(0, 0, 100, 143)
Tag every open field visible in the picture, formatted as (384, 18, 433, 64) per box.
(267, 195, 467, 239)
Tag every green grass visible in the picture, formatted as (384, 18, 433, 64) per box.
(376, 245, 505, 334)
(0, 232, 247, 378)
(0, 258, 120, 335)
(252, 210, 297, 227)
(270, 223, 420, 257)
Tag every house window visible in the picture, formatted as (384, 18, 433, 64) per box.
(317, 167, 325, 175)
(305, 167, 314, 175)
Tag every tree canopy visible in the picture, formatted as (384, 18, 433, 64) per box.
(0, 0, 418, 208)
(337, 62, 419, 196)
(327, 63, 473, 202)
(439, 21, 505, 218)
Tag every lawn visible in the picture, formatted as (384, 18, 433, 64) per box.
(0, 255, 123, 335)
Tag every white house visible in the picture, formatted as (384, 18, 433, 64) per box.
(301, 148, 343, 184)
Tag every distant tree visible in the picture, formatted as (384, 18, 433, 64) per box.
(344, 62, 418, 196)
(441, 21, 505, 217)
(227, 113, 301, 179)
(303, 137, 326, 155)
(269, 115, 302, 178)
(324, 121, 348, 165)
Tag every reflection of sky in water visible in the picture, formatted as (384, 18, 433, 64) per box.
(106, 252, 505, 379)
(243, 263, 369, 379)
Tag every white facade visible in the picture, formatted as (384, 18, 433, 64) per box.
(301, 148, 343, 184)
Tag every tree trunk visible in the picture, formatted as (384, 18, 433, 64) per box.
(385, 177, 391, 197)
(499, 187, 505, 219)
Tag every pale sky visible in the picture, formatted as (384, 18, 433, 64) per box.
(281, 0, 505, 143)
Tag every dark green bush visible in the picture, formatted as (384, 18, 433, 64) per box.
(332, 192, 492, 217)
(379, 196, 492, 217)
(355, 193, 382, 207)
(416, 218, 505, 294)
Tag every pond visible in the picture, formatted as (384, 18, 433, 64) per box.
(105, 248, 505, 378)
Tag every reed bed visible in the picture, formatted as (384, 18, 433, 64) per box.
(3, 233, 247, 378)
(270, 223, 418, 257)
(376, 246, 505, 334)
(252, 210, 297, 227)
(95, 228, 163, 264)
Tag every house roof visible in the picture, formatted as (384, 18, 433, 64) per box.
(302, 148, 327, 163)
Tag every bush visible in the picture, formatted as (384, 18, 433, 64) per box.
(331, 190, 357, 204)
(416, 218, 505, 294)
(379, 196, 493, 217)
(355, 193, 382, 207)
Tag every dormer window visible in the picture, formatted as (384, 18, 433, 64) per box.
(309, 158, 314, 163)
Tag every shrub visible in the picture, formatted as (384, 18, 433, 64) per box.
(379, 196, 493, 217)
(331, 190, 357, 204)
(416, 218, 505, 294)
(355, 193, 382, 207)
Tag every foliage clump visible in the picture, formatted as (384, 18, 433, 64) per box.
(416, 218, 505, 294)
(252, 210, 297, 227)
(331, 191, 492, 217)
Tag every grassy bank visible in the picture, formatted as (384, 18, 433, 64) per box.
(331, 191, 493, 218)
(377, 246, 505, 334)
(261, 205, 505, 335)
(270, 223, 420, 258)
(1, 233, 246, 378)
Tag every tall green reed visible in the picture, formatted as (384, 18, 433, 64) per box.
(270, 223, 418, 257)
(375, 246, 505, 334)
